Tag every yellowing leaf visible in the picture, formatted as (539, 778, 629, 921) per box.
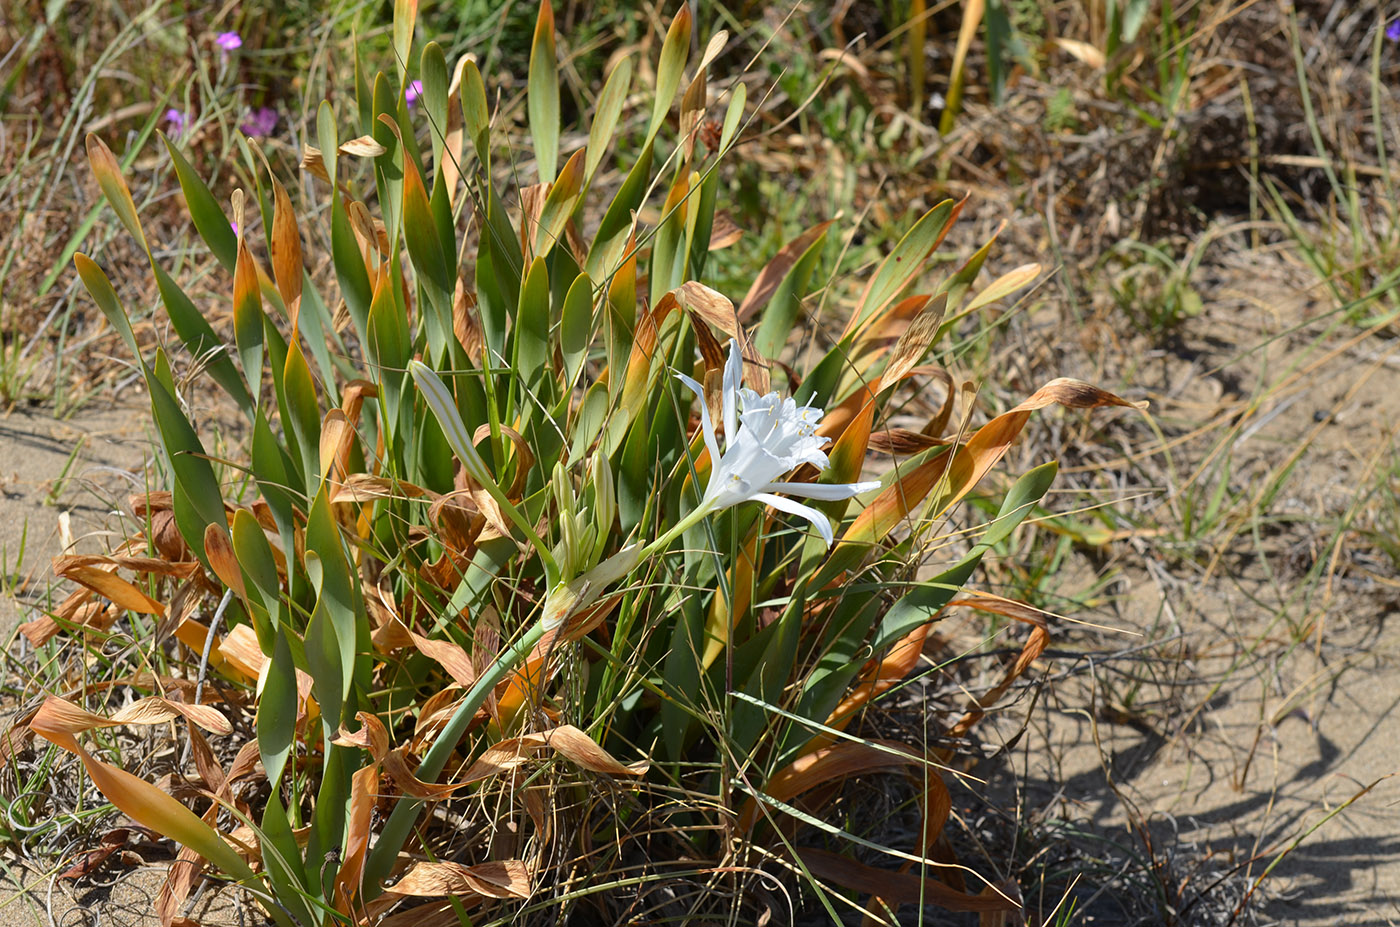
(86, 135, 147, 251)
(963, 263, 1041, 315)
(204, 524, 245, 599)
(339, 135, 388, 157)
(1053, 37, 1107, 68)
(738, 740, 926, 833)
(543, 724, 647, 777)
(60, 565, 164, 616)
(270, 177, 304, 322)
(30, 700, 257, 885)
(387, 860, 530, 900)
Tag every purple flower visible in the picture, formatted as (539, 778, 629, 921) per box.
(231, 220, 239, 234)
(216, 32, 242, 51)
(164, 108, 189, 139)
(405, 80, 423, 107)
(1387, 20, 1400, 42)
(241, 106, 279, 137)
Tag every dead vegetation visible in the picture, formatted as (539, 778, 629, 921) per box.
(3, 1, 1400, 925)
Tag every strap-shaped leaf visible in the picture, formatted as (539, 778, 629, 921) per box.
(31, 700, 263, 888)
(162, 134, 237, 271)
(146, 369, 226, 569)
(872, 461, 1057, 654)
(392, 0, 418, 85)
(647, 4, 693, 144)
(409, 362, 558, 579)
(402, 150, 452, 295)
(649, 172, 692, 305)
(233, 235, 266, 403)
(73, 254, 139, 361)
(154, 263, 255, 417)
(281, 339, 323, 488)
(535, 147, 586, 260)
(528, 0, 560, 182)
(585, 58, 632, 187)
(420, 42, 451, 174)
(750, 222, 830, 357)
(587, 140, 651, 272)
(844, 197, 962, 339)
(366, 271, 410, 434)
(85, 135, 147, 250)
(460, 58, 490, 166)
(560, 271, 594, 391)
(321, 103, 374, 343)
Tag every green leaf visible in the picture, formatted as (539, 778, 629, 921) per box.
(367, 274, 410, 435)
(392, 0, 418, 85)
(85, 134, 147, 251)
(528, 0, 560, 183)
(776, 594, 884, 766)
(305, 487, 363, 718)
(476, 185, 524, 360)
(251, 414, 299, 536)
(152, 264, 255, 418)
(689, 167, 722, 281)
(231, 509, 280, 639)
(515, 256, 551, 404)
(402, 154, 454, 360)
(647, 5, 693, 144)
(162, 134, 237, 272)
(586, 143, 652, 281)
(720, 82, 746, 150)
(731, 592, 803, 756)
(410, 362, 559, 580)
(282, 339, 322, 488)
(560, 271, 594, 391)
(850, 198, 958, 336)
(985, 0, 1012, 105)
(567, 380, 610, 466)
(322, 103, 374, 342)
(937, 231, 996, 317)
(460, 59, 490, 166)
(257, 631, 299, 788)
(876, 461, 1056, 652)
(420, 42, 451, 174)
(257, 792, 318, 927)
(371, 72, 406, 248)
(145, 370, 225, 568)
(585, 58, 632, 187)
(232, 241, 265, 403)
(535, 147, 586, 260)
(752, 223, 830, 358)
(661, 591, 706, 761)
(649, 173, 692, 305)
(73, 254, 139, 361)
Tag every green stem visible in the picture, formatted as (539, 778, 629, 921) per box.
(639, 503, 711, 560)
(361, 618, 547, 895)
(361, 501, 713, 896)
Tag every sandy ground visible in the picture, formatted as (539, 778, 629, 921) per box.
(0, 405, 155, 635)
(0, 256, 1396, 926)
(0, 403, 162, 927)
(965, 251, 1400, 924)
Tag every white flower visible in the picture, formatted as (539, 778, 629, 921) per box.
(675, 338, 880, 547)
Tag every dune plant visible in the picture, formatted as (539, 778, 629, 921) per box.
(17, 2, 1144, 923)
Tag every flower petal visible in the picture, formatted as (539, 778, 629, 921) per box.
(723, 337, 742, 439)
(674, 373, 722, 472)
(750, 492, 835, 548)
(764, 479, 881, 501)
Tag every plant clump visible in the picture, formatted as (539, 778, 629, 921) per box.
(6, 3, 1144, 924)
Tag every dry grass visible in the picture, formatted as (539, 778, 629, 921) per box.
(4, 1, 1400, 925)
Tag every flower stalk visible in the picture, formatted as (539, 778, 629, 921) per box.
(365, 337, 880, 896)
